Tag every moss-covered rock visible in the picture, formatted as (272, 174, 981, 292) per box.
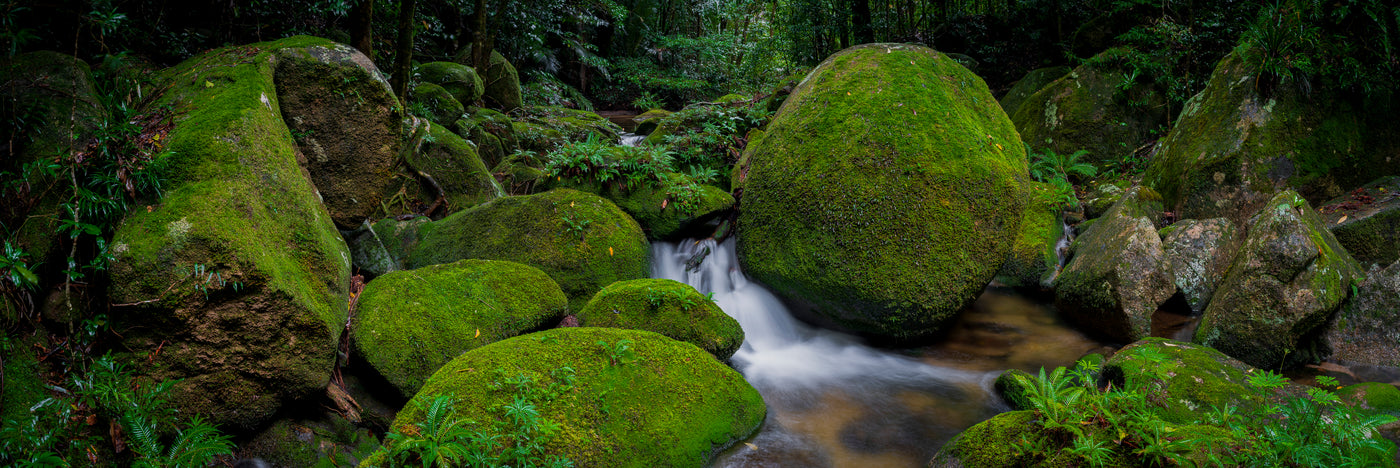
(713, 93, 748, 103)
(1340, 382, 1400, 415)
(601, 180, 733, 240)
(492, 151, 546, 195)
(107, 37, 353, 429)
(410, 82, 464, 126)
(416, 61, 483, 105)
(1161, 218, 1238, 314)
(406, 121, 501, 213)
(926, 411, 1042, 467)
(408, 189, 649, 310)
(451, 117, 507, 170)
(1, 333, 48, 427)
(1322, 176, 1400, 267)
(577, 279, 742, 360)
(1144, 48, 1400, 222)
(998, 182, 1065, 289)
(992, 369, 1036, 411)
(513, 106, 622, 148)
(736, 43, 1028, 340)
(353, 259, 567, 396)
(1195, 191, 1363, 370)
(1102, 338, 1264, 424)
(474, 50, 522, 111)
(1325, 259, 1400, 369)
(1083, 182, 1126, 220)
(998, 66, 1070, 117)
(369, 328, 765, 468)
(274, 43, 403, 229)
(240, 417, 379, 467)
(632, 108, 672, 135)
(1055, 187, 1174, 342)
(1010, 49, 1168, 169)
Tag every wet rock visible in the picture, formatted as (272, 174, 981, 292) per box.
(1321, 176, 1400, 267)
(1325, 260, 1400, 369)
(737, 43, 1028, 340)
(1195, 191, 1362, 370)
(998, 181, 1065, 289)
(1055, 187, 1175, 342)
(631, 108, 672, 135)
(1160, 218, 1238, 314)
(992, 369, 1036, 410)
(577, 278, 743, 360)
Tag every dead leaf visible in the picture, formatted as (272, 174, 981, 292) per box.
(609, 247, 614, 256)
(1338, 215, 1348, 223)
(745, 442, 758, 450)
(474, 329, 481, 338)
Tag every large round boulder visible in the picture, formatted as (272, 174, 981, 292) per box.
(475, 50, 522, 111)
(353, 259, 566, 396)
(408, 189, 650, 310)
(366, 328, 765, 468)
(404, 121, 501, 213)
(1195, 191, 1363, 369)
(415, 61, 483, 105)
(578, 278, 743, 360)
(736, 43, 1028, 340)
(1144, 47, 1400, 222)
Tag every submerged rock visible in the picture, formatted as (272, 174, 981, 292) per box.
(1144, 48, 1400, 222)
(1325, 260, 1400, 369)
(1195, 191, 1362, 370)
(1055, 187, 1174, 342)
(353, 259, 566, 396)
(108, 37, 355, 429)
(737, 43, 1028, 340)
(578, 278, 743, 360)
(1160, 218, 1238, 314)
(364, 328, 765, 468)
(408, 189, 649, 310)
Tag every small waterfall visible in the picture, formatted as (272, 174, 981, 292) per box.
(620, 132, 646, 147)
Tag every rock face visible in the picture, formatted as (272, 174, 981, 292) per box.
(408, 189, 650, 310)
(274, 42, 403, 229)
(998, 66, 1070, 117)
(406, 121, 501, 213)
(353, 259, 567, 397)
(1009, 49, 1168, 169)
(998, 182, 1065, 289)
(475, 50, 522, 111)
(1195, 191, 1362, 370)
(1144, 48, 1400, 222)
(1321, 176, 1400, 267)
(108, 37, 354, 429)
(1160, 218, 1238, 314)
(578, 279, 743, 360)
(368, 328, 766, 468)
(416, 61, 483, 105)
(1054, 187, 1175, 342)
(1325, 260, 1400, 369)
(1102, 338, 1265, 423)
(736, 43, 1028, 340)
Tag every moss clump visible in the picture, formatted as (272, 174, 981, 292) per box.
(632, 108, 672, 135)
(578, 279, 743, 360)
(409, 189, 649, 310)
(107, 36, 351, 429)
(928, 411, 1040, 467)
(713, 93, 748, 103)
(998, 66, 1070, 117)
(998, 181, 1065, 289)
(736, 43, 1028, 340)
(353, 259, 566, 396)
(410, 83, 464, 125)
(1, 334, 47, 426)
(600, 180, 733, 240)
(416, 61, 483, 105)
(1144, 47, 1400, 222)
(1102, 338, 1262, 424)
(379, 328, 765, 468)
(409, 121, 501, 213)
(1339, 382, 1400, 415)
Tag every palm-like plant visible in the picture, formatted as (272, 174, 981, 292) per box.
(386, 395, 480, 468)
(1029, 148, 1097, 183)
(125, 413, 233, 468)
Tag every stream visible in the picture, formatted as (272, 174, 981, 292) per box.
(652, 238, 1109, 467)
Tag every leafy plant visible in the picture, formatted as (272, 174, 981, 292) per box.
(631, 92, 665, 111)
(561, 212, 592, 240)
(1028, 148, 1097, 184)
(597, 339, 638, 367)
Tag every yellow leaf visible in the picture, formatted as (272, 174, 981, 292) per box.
(570, 201, 575, 207)
(204, 80, 213, 88)
(745, 442, 758, 450)
(995, 143, 1003, 150)
(474, 329, 480, 338)
(609, 247, 614, 256)
(1338, 215, 1348, 223)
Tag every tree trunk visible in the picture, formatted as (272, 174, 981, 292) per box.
(470, 0, 492, 71)
(852, 0, 873, 44)
(350, 0, 374, 58)
(391, 0, 418, 101)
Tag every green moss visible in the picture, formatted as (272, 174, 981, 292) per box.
(410, 83, 464, 125)
(713, 93, 748, 103)
(1102, 338, 1262, 424)
(632, 109, 672, 135)
(736, 44, 1028, 339)
(999, 181, 1064, 289)
(602, 181, 733, 240)
(929, 410, 1039, 467)
(1339, 382, 1400, 415)
(578, 279, 743, 360)
(409, 121, 501, 213)
(354, 259, 566, 396)
(378, 328, 765, 468)
(416, 61, 484, 105)
(993, 369, 1036, 411)
(998, 66, 1071, 117)
(106, 36, 351, 428)
(1, 335, 47, 426)
(409, 189, 649, 311)
(476, 50, 522, 111)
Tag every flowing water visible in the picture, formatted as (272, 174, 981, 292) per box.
(652, 239, 1108, 467)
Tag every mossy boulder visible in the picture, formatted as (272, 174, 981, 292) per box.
(1, 334, 48, 427)
(1322, 176, 1400, 267)
(713, 93, 748, 104)
(927, 410, 1041, 467)
(472, 50, 522, 111)
(408, 189, 649, 310)
(493, 151, 546, 195)
(632, 108, 672, 135)
(410, 82, 464, 125)
(353, 259, 567, 396)
(604, 180, 733, 240)
(577, 279, 743, 360)
(344, 216, 430, 279)
(273, 42, 403, 229)
(1010, 49, 1168, 169)
(1102, 338, 1263, 424)
(1340, 382, 1400, 415)
(1195, 191, 1363, 370)
(370, 328, 766, 468)
(1055, 187, 1174, 342)
(992, 369, 1036, 411)
(108, 37, 353, 429)
(416, 61, 483, 105)
(998, 66, 1070, 117)
(1325, 259, 1400, 369)
(736, 43, 1028, 340)
(1083, 182, 1126, 220)
(515, 106, 622, 145)
(406, 121, 501, 213)
(240, 417, 379, 467)
(1144, 48, 1400, 222)
(1161, 218, 1238, 314)
(998, 182, 1065, 289)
